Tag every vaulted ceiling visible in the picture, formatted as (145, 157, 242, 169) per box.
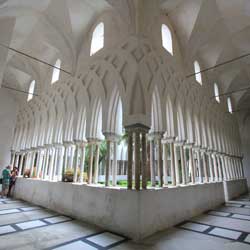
(0, 0, 250, 127)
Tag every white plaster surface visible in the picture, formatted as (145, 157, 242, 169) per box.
(223, 179, 248, 201)
(14, 178, 225, 240)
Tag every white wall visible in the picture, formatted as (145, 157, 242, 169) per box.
(0, 89, 17, 173)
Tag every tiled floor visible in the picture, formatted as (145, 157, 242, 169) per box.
(0, 195, 250, 250)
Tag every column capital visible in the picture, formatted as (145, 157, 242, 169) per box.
(124, 123, 150, 133)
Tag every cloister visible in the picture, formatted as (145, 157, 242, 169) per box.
(0, 0, 250, 249)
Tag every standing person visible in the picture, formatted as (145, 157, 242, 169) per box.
(1, 166, 11, 199)
(8, 167, 19, 198)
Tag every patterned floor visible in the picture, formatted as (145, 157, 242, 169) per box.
(0, 195, 250, 250)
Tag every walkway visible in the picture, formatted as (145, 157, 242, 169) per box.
(0, 195, 250, 250)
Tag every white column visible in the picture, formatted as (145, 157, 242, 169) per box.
(163, 142, 168, 186)
(189, 147, 195, 184)
(157, 136, 163, 187)
(48, 147, 55, 181)
(208, 152, 214, 182)
(88, 143, 94, 184)
(18, 153, 25, 176)
(73, 144, 80, 183)
(52, 147, 59, 181)
(36, 150, 43, 179)
(79, 144, 86, 183)
(94, 143, 100, 184)
(174, 144, 180, 186)
(213, 153, 219, 181)
(112, 141, 118, 186)
(57, 146, 64, 181)
(217, 155, 222, 181)
(150, 139, 156, 187)
(180, 144, 187, 185)
(202, 150, 209, 183)
(196, 149, 202, 183)
(69, 145, 75, 169)
(169, 142, 176, 186)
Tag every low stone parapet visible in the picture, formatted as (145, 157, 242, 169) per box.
(223, 178, 248, 201)
(14, 178, 224, 241)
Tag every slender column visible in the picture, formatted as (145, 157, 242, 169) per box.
(52, 147, 59, 181)
(30, 151, 36, 178)
(62, 144, 69, 177)
(220, 155, 226, 180)
(79, 144, 86, 183)
(208, 152, 213, 182)
(196, 149, 202, 183)
(213, 153, 219, 181)
(227, 157, 233, 179)
(134, 130, 141, 190)
(202, 151, 209, 183)
(150, 139, 156, 187)
(141, 132, 147, 189)
(94, 143, 100, 184)
(180, 144, 187, 185)
(112, 141, 118, 186)
(127, 131, 133, 189)
(163, 142, 168, 186)
(48, 148, 55, 181)
(169, 142, 176, 186)
(157, 136, 163, 187)
(183, 147, 189, 183)
(14, 153, 19, 168)
(10, 150, 15, 167)
(174, 144, 180, 185)
(189, 147, 195, 184)
(57, 146, 64, 181)
(217, 155, 222, 181)
(36, 150, 42, 178)
(42, 149, 48, 179)
(73, 144, 80, 183)
(88, 143, 94, 184)
(105, 140, 111, 186)
(232, 158, 236, 179)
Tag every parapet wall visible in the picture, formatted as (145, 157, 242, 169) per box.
(14, 178, 224, 241)
(223, 179, 248, 202)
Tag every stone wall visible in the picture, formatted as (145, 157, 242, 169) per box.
(14, 178, 225, 241)
(223, 179, 248, 201)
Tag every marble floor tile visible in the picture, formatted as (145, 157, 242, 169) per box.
(44, 216, 71, 224)
(0, 208, 20, 215)
(0, 225, 16, 235)
(20, 206, 41, 212)
(87, 232, 125, 247)
(16, 220, 47, 230)
(181, 222, 210, 232)
(208, 211, 231, 217)
(226, 203, 242, 208)
(209, 228, 241, 240)
(53, 241, 97, 250)
(232, 214, 250, 220)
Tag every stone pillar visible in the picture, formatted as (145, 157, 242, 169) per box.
(208, 152, 214, 182)
(180, 144, 187, 185)
(134, 130, 141, 190)
(57, 146, 64, 181)
(162, 142, 168, 186)
(52, 147, 59, 181)
(220, 154, 226, 180)
(14, 152, 19, 168)
(127, 131, 133, 189)
(213, 153, 219, 181)
(10, 150, 15, 167)
(141, 132, 147, 189)
(79, 143, 86, 183)
(174, 144, 180, 186)
(196, 149, 202, 183)
(36, 149, 43, 179)
(94, 143, 100, 184)
(105, 140, 111, 187)
(48, 147, 55, 181)
(62, 143, 69, 178)
(188, 146, 195, 184)
(150, 139, 156, 187)
(112, 141, 118, 186)
(169, 141, 176, 186)
(88, 143, 94, 184)
(30, 151, 37, 178)
(216, 155, 222, 181)
(73, 143, 80, 183)
(157, 136, 163, 187)
(202, 150, 209, 183)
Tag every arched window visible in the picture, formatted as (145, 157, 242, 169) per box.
(227, 97, 233, 114)
(214, 83, 220, 103)
(27, 80, 35, 102)
(90, 22, 104, 56)
(161, 24, 173, 55)
(194, 61, 202, 85)
(51, 59, 61, 84)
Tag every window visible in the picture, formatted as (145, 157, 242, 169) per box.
(27, 80, 35, 102)
(51, 59, 61, 84)
(227, 97, 233, 114)
(194, 61, 202, 85)
(90, 22, 104, 56)
(161, 24, 173, 55)
(214, 83, 220, 103)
